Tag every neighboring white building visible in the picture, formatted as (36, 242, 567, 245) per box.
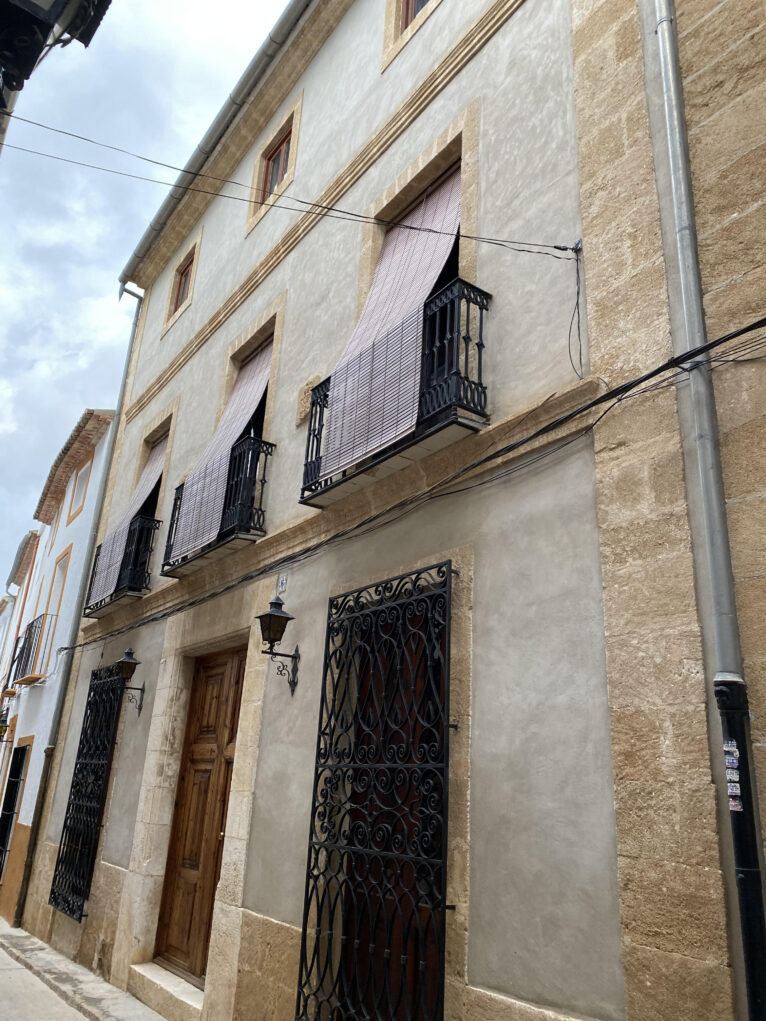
(0, 409, 113, 923)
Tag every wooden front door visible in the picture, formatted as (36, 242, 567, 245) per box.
(156, 647, 246, 979)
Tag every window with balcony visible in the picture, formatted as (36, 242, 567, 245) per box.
(162, 342, 275, 578)
(301, 168, 490, 506)
(8, 612, 57, 686)
(84, 435, 167, 618)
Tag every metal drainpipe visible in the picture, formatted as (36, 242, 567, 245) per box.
(13, 289, 143, 929)
(654, 1, 766, 1016)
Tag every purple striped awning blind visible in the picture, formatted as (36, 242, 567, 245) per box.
(169, 341, 272, 561)
(320, 169, 461, 480)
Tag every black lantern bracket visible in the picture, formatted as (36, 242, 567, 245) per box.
(269, 644, 300, 697)
(117, 649, 145, 716)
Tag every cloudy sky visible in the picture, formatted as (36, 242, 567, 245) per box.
(0, 0, 288, 575)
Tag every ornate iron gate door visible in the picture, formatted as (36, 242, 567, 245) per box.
(49, 663, 125, 922)
(296, 562, 452, 1021)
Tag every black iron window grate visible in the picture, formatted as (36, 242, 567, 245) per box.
(296, 562, 452, 1021)
(0, 745, 29, 878)
(49, 663, 125, 922)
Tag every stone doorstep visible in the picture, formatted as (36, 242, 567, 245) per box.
(128, 962, 203, 1021)
(0, 921, 163, 1021)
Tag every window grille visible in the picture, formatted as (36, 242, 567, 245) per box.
(0, 745, 29, 877)
(49, 663, 125, 922)
(296, 562, 452, 1021)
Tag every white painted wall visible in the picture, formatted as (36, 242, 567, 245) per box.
(7, 424, 111, 829)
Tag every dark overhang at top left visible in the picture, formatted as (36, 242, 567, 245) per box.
(0, 0, 111, 107)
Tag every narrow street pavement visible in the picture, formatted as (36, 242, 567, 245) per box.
(0, 922, 162, 1021)
(0, 944, 83, 1020)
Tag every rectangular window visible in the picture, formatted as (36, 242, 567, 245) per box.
(0, 745, 29, 878)
(296, 562, 452, 1020)
(171, 254, 194, 315)
(261, 130, 291, 203)
(66, 456, 92, 524)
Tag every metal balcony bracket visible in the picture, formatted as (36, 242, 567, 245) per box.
(123, 682, 145, 716)
(265, 645, 300, 696)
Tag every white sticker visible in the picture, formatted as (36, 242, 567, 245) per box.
(728, 783, 741, 796)
(726, 769, 740, 782)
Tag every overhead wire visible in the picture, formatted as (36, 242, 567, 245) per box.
(0, 125, 575, 259)
(52, 314, 766, 655)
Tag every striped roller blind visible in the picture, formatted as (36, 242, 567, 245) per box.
(320, 169, 461, 480)
(87, 434, 168, 605)
(169, 341, 272, 560)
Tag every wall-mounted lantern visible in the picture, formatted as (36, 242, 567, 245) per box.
(118, 648, 144, 716)
(256, 596, 300, 696)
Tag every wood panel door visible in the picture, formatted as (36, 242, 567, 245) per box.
(156, 647, 246, 979)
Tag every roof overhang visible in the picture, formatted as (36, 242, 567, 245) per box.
(34, 408, 114, 524)
(6, 530, 38, 588)
(119, 0, 353, 289)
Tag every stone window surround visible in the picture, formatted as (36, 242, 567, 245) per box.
(161, 228, 203, 338)
(355, 101, 480, 322)
(65, 454, 93, 526)
(382, 0, 446, 72)
(246, 92, 304, 237)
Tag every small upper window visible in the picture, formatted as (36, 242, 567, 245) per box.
(402, 0, 429, 29)
(66, 457, 92, 525)
(171, 254, 194, 315)
(261, 131, 291, 204)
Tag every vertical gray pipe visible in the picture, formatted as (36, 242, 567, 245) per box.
(14, 290, 143, 928)
(654, 1, 766, 1016)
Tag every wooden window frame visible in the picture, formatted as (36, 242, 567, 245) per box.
(171, 254, 194, 316)
(382, 0, 445, 70)
(246, 92, 303, 235)
(66, 454, 93, 525)
(163, 232, 202, 336)
(260, 130, 292, 205)
(401, 0, 430, 30)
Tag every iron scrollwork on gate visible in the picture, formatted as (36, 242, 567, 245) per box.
(49, 663, 125, 922)
(296, 561, 452, 1021)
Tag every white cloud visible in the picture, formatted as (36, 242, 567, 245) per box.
(0, 1, 291, 572)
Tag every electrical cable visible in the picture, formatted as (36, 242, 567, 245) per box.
(0, 138, 575, 260)
(52, 313, 766, 656)
(567, 246, 583, 378)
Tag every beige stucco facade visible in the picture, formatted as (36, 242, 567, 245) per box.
(18, 0, 766, 1019)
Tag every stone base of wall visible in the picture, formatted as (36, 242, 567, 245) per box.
(22, 839, 126, 984)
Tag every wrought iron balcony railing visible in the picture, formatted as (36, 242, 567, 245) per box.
(84, 515, 161, 618)
(10, 613, 57, 685)
(301, 277, 491, 505)
(162, 435, 275, 576)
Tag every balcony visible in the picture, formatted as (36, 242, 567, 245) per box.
(84, 515, 161, 618)
(10, 613, 57, 686)
(301, 278, 491, 507)
(162, 435, 275, 578)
